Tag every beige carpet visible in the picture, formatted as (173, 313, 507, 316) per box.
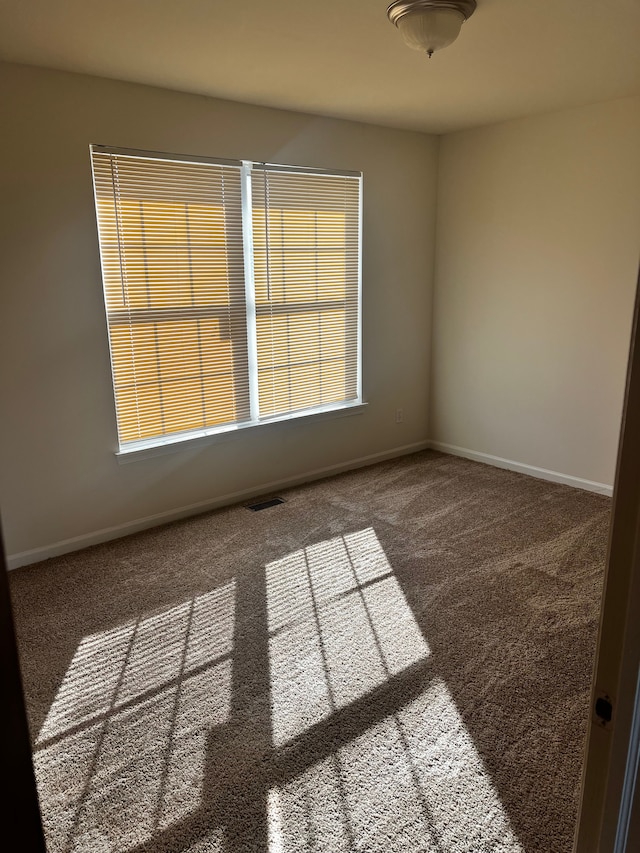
(9, 450, 609, 853)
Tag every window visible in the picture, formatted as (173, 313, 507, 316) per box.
(91, 147, 362, 454)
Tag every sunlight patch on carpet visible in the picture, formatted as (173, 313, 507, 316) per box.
(33, 526, 524, 851)
(34, 581, 235, 852)
(266, 527, 431, 747)
(268, 677, 523, 852)
(266, 528, 523, 851)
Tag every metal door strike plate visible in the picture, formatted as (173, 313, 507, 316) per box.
(593, 692, 614, 729)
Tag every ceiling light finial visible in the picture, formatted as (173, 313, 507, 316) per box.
(387, 0, 477, 58)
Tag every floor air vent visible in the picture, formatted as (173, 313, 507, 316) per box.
(246, 497, 285, 512)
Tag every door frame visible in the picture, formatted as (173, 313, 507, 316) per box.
(575, 265, 640, 852)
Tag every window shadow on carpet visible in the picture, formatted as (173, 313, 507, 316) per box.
(32, 527, 525, 853)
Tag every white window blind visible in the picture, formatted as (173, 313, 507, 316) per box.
(91, 147, 362, 453)
(252, 167, 361, 419)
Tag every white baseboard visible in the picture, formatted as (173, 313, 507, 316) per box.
(6, 441, 430, 570)
(428, 441, 613, 497)
(7, 438, 611, 570)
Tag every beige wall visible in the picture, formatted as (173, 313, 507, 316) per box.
(431, 97, 640, 487)
(3, 61, 638, 563)
(0, 62, 438, 560)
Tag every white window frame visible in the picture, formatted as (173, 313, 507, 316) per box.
(90, 146, 364, 460)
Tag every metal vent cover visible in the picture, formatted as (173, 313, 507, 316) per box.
(246, 497, 286, 512)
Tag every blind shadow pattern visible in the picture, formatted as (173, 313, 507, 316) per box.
(33, 528, 522, 853)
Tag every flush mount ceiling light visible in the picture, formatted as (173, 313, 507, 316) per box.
(387, 0, 477, 58)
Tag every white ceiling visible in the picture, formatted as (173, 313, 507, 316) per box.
(1, 0, 639, 133)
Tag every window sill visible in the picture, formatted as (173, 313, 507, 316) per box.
(115, 401, 368, 464)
